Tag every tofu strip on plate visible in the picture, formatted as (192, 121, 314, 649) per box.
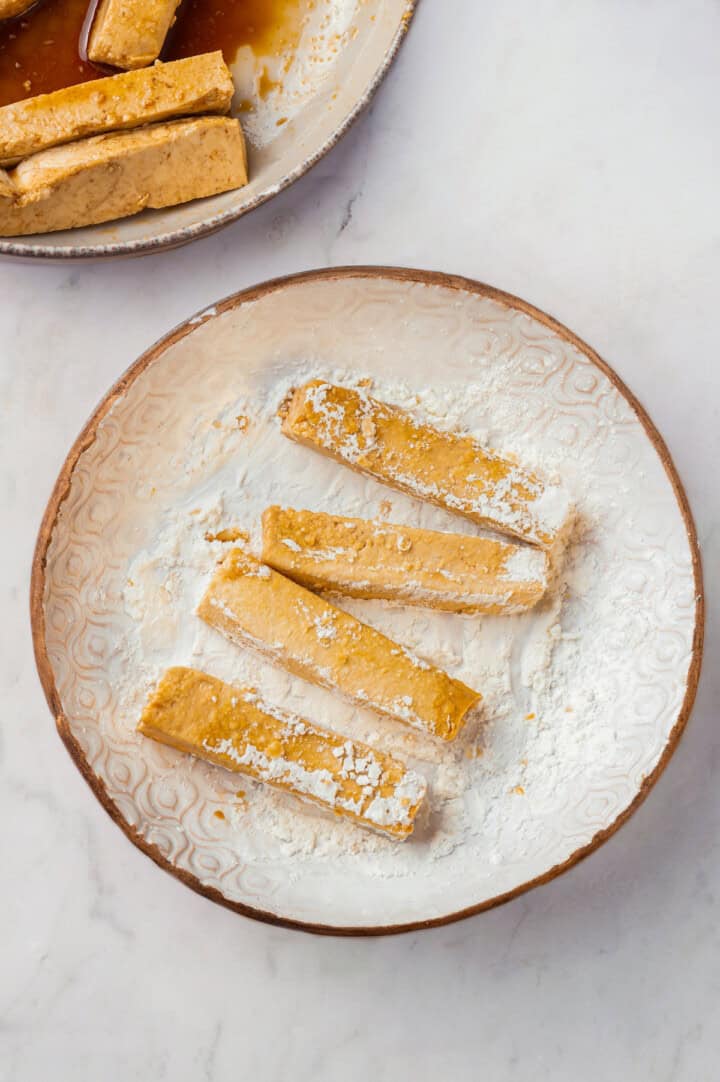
(282, 380, 574, 551)
(0, 117, 248, 236)
(88, 0, 183, 70)
(198, 549, 481, 742)
(0, 52, 234, 167)
(261, 506, 549, 614)
(139, 667, 427, 840)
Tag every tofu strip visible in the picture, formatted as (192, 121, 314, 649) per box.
(88, 0, 182, 70)
(198, 550, 481, 741)
(262, 507, 549, 615)
(0, 116, 247, 237)
(0, 53, 234, 167)
(282, 381, 573, 550)
(139, 668, 426, 839)
(0, 0, 36, 17)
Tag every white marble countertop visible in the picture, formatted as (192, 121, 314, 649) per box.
(2, 1, 718, 1078)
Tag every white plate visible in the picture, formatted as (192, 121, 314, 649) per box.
(2, 1, 415, 260)
(32, 268, 703, 933)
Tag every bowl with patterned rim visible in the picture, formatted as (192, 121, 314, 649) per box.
(31, 266, 704, 933)
(1, 1, 416, 260)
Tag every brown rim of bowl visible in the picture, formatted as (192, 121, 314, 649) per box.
(0, 2, 419, 262)
(30, 266, 705, 936)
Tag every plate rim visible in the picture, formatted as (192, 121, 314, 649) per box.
(0, 0, 418, 262)
(30, 265, 705, 936)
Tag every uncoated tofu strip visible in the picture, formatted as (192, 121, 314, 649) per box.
(282, 381, 574, 551)
(0, 53, 235, 167)
(262, 507, 549, 615)
(0, 116, 247, 237)
(139, 667, 427, 840)
(88, 0, 182, 69)
(198, 549, 481, 741)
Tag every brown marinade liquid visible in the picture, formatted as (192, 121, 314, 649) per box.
(0, 0, 307, 107)
(0, 0, 97, 106)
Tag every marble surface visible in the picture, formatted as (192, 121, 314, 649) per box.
(1, 1, 717, 1078)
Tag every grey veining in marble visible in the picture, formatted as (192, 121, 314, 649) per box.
(1, 1, 718, 1079)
